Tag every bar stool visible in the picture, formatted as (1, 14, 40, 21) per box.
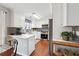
(11, 39, 18, 56)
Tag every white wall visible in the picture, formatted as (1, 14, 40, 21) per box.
(53, 3, 72, 40)
(0, 5, 11, 44)
(0, 5, 11, 27)
(67, 3, 79, 26)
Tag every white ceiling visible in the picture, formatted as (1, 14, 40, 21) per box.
(0, 3, 52, 20)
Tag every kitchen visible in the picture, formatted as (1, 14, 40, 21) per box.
(1, 3, 79, 56)
(0, 3, 50, 56)
(7, 17, 49, 56)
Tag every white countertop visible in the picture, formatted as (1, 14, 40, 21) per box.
(8, 34, 35, 39)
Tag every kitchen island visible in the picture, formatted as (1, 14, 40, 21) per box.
(8, 34, 35, 56)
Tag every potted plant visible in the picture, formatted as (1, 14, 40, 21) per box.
(61, 31, 72, 41)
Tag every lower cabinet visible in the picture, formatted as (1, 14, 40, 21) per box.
(8, 35, 35, 56)
(16, 36, 35, 56)
(28, 36, 35, 55)
(16, 38, 28, 56)
(32, 31, 41, 39)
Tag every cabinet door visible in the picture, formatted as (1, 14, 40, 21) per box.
(28, 36, 35, 55)
(16, 38, 28, 55)
(33, 31, 41, 39)
(37, 32, 41, 39)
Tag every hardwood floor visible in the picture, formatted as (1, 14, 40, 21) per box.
(0, 40, 49, 56)
(0, 40, 57, 56)
(31, 40, 49, 56)
(0, 48, 13, 56)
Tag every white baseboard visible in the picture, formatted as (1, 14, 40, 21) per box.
(17, 52, 28, 56)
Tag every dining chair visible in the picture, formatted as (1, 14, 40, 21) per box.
(11, 39, 18, 56)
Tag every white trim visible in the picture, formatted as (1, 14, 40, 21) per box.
(17, 52, 28, 56)
(63, 3, 67, 26)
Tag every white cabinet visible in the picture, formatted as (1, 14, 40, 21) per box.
(28, 36, 35, 55)
(31, 18, 48, 28)
(17, 35, 35, 56)
(31, 19, 36, 28)
(32, 20, 42, 28)
(37, 32, 41, 39)
(32, 31, 41, 39)
(63, 3, 79, 26)
(10, 12, 25, 27)
(16, 38, 28, 55)
(8, 34, 35, 56)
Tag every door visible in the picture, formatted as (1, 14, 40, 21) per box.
(0, 10, 5, 45)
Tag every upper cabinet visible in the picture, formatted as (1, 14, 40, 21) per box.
(31, 19, 48, 28)
(63, 3, 79, 26)
(10, 12, 25, 27)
